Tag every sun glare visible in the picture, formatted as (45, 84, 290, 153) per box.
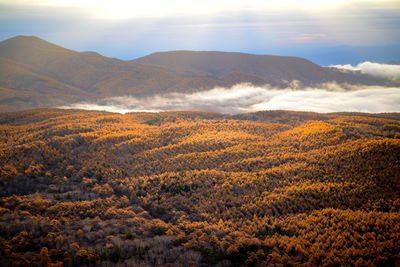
(2, 0, 393, 19)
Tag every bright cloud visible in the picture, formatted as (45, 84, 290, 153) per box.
(61, 84, 400, 114)
(251, 87, 400, 113)
(331, 62, 400, 80)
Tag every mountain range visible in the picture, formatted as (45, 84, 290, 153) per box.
(0, 35, 397, 112)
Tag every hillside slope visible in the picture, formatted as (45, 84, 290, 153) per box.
(0, 36, 270, 99)
(0, 57, 92, 111)
(0, 109, 399, 266)
(0, 36, 130, 91)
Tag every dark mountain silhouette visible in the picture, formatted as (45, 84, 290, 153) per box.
(0, 35, 396, 111)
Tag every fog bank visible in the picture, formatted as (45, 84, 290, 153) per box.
(60, 83, 400, 114)
(331, 61, 400, 80)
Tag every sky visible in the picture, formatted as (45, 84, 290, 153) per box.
(0, 0, 399, 65)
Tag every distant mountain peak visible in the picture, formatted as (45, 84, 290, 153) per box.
(10, 35, 43, 40)
(1, 35, 63, 47)
(0, 35, 76, 59)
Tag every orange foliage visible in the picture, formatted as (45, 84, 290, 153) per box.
(0, 109, 399, 266)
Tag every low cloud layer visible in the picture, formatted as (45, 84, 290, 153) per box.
(331, 61, 400, 80)
(61, 83, 400, 114)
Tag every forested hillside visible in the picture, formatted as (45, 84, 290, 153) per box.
(0, 109, 399, 266)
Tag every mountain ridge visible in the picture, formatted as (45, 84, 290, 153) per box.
(0, 35, 397, 112)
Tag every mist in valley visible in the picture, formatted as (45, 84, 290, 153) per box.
(61, 82, 400, 114)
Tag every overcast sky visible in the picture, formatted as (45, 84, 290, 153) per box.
(0, 0, 399, 65)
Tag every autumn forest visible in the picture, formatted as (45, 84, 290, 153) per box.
(0, 108, 399, 266)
